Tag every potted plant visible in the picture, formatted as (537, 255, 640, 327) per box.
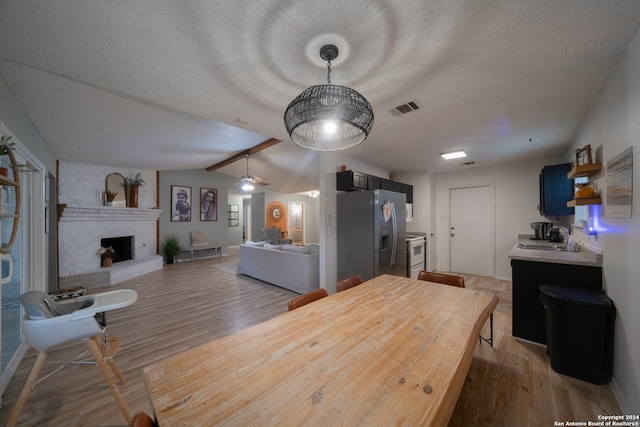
(97, 246, 115, 267)
(161, 233, 181, 265)
(104, 190, 118, 206)
(121, 172, 146, 208)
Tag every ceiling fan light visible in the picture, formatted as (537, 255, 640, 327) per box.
(240, 154, 256, 191)
(441, 150, 467, 160)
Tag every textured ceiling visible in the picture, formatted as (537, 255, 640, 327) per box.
(1, 1, 639, 194)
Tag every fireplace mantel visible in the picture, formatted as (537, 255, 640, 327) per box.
(58, 205, 163, 222)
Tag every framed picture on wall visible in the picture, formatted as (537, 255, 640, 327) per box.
(171, 185, 192, 222)
(228, 204, 239, 227)
(200, 188, 217, 221)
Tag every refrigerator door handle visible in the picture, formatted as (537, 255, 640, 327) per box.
(390, 203, 397, 266)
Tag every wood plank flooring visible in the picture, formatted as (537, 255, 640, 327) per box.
(0, 251, 621, 426)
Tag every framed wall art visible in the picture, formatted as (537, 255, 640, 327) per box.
(200, 188, 217, 221)
(171, 185, 192, 222)
(606, 146, 633, 218)
(228, 204, 239, 227)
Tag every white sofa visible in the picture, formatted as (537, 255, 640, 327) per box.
(237, 242, 320, 294)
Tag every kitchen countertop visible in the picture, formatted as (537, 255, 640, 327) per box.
(508, 235, 602, 267)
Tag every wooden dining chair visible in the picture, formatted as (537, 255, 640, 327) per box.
(336, 274, 363, 292)
(288, 288, 329, 311)
(129, 411, 157, 427)
(417, 270, 465, 288)
(417, 270, 493, 347)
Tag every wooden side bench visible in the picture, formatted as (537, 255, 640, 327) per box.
(178, 243, 222, 262)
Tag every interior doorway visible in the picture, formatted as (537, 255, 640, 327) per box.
(287, 202, 304, 245)
(245, 203, 252, 241)
(449, 185, 494, 277)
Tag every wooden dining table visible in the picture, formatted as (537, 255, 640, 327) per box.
(143, 274, 498, 427)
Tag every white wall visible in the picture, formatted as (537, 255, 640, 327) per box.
(159, 168, 241, 254)
(158, 168, 322, 252)
(567, 29, 640, 415)
(406, 156, 565, 279)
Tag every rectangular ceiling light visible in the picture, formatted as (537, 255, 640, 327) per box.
(441, 150, 467, 160)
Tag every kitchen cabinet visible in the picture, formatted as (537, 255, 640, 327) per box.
(336, 171, 368, 191)
(336, 170, 413, 203)
(367, 175, 380, 190)
(511, 259, 602, 344)
(539, 163, 574, 216)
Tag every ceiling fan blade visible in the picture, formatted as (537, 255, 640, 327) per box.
(205, 138, 281, 171)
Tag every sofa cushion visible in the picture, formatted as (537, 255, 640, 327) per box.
(282, 244, 310, 254)
(245, 240, 264, 247)
(264, 243, 283, 250)
(190, 232, 210, 246)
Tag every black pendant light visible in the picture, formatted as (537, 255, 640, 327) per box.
(284, 44, 374, 151)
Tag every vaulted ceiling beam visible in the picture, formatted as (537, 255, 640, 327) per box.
(205, 138, 281, 171)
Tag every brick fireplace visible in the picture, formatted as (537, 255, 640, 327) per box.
(57, 161, 163, 289)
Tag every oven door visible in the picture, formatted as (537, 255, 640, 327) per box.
(407, 238, 425, 267)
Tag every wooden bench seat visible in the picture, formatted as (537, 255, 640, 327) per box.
(178, 243, 222, 262)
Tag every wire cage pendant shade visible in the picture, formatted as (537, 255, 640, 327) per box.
(284, 45, 374, 151)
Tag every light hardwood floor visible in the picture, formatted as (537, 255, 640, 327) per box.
(0, 250, 621, 426)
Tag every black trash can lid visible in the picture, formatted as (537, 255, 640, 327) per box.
(540, 285, 613, 308)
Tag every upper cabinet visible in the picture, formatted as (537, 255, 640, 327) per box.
(336, 170, 413, 203)
(539, 163, 574, 216)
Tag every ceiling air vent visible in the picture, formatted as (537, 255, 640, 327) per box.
(389, 100, 422, 116)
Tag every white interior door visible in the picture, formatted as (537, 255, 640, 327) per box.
(428, 185, 437, 271)
(450, 186, 494, 276)
(245, 204, 252, 241)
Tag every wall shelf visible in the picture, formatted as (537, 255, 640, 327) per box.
(567, 163, 602, 179)
(0, 141, 21, 254)
(567, 197, 601, 207)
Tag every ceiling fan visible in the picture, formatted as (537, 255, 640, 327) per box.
(239, 154, 269, 191)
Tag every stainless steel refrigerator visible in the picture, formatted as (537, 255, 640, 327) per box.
(337, 190, 407, 282)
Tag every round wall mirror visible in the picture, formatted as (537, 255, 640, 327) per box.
(105, 173, 126, 206)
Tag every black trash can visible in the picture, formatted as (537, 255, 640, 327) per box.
(539, 285, 615, 384)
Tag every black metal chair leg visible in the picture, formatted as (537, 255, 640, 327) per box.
(479, 313, 494, 347)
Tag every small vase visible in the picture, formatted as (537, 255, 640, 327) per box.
(102, 257, 113, 267)
(127, 185, 139, 208)
(0, 167, 8, 178)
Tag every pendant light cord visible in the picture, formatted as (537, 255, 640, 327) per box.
(326, 60, 332, 85)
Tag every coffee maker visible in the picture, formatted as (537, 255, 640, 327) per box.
(530, 222, 554, 240)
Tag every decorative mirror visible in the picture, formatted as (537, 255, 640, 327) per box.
(105, 173, 126, 206)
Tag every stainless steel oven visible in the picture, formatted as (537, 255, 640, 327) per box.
(406, 235, 426, 279)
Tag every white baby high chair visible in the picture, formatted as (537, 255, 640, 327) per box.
(5, 289, 137, 427)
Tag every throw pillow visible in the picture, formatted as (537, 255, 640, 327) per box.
(191, 232, 210, 246)
(282, 244, 310, 254)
